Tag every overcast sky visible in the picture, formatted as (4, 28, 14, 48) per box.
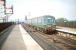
(8, 0, 76, 21)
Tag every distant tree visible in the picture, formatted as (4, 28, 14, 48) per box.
(56, 18, 68, 27)
(56, 18, 76, 28)
(56, 18, 68, 23)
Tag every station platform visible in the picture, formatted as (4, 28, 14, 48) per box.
(1, 24, 43, 50)
(56, 26, 76, 35)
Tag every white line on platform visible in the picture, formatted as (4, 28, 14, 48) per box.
(19, 24, 43, 50)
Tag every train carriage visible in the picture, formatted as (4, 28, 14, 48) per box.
(25, 15, 56, 34)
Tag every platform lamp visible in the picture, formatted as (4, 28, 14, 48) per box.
(5, 6, 13, 22)
(64, 20, 67, 27)
(3, 0, 13, 22)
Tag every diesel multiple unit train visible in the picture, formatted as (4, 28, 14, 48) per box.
(25, 15, 56, 34)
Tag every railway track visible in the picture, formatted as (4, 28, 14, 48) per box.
(22, 24, 76, 50)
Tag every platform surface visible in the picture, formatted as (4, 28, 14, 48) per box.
(1, 24, 43, 50)
(56, 26, 76, 34)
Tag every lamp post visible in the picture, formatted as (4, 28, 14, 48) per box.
(3, 0, 13, 22)
(64, 20, 67, 27)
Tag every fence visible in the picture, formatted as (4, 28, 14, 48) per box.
(0, 22, 13, 33)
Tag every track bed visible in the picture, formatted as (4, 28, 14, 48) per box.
(22, 24, 76, 50)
